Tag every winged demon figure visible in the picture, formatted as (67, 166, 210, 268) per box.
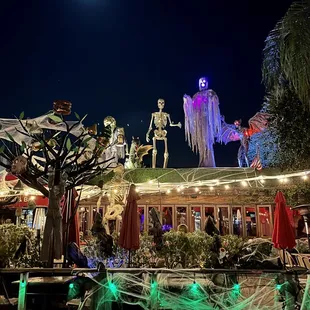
(219, 112, 270, 167)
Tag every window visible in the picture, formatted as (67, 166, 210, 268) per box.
(204, 205, 216, 233)
(138, 206, 146, 233)
(258, 206, 272, 237)
(190, 205, 202, 231)
(176, 206, 188, 229)
(232, 206, 243, 236)
(245, 206, 257, 237)
(218, 206, 230, 235)
(162, 206, 173, 232)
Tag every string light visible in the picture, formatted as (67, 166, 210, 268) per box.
(166, 189, 171, 194)
(113, 189, 118, 194)
(302, 175, 308, 180)
(224, 185, 230, 190)
(241, 181, 248, 187)
(209, 186, 214, 191)
(194, 187, 199, 192)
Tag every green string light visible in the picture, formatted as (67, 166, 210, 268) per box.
(69, 283, 74, 289)
(108, 280, 118, 298)
(276, 284, 282, 290)
(233, 283, 240, 291)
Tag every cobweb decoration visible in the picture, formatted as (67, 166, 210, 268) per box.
(73, 269, 310, 310)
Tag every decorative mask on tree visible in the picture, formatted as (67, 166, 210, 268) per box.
(11, 156, 28, 175)
(53, 100, 72, 115)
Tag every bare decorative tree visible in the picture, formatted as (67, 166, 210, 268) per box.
(0, 100, 114, 265)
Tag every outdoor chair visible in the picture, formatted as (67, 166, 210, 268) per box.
(279, 250, 295, 268)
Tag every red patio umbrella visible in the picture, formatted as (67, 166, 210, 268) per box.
(118, 184, 140, 266)
(272, 191, 296, 267)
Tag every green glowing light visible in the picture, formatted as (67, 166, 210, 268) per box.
(69, 283, 74, 289)
(20, 281, 26, 288)
(276, 284, 282, 290)
(108, 281, 118, 295)
(151, 281, 157, 290)
(191, 282, 199, 291)
(233, 283, 240, 291)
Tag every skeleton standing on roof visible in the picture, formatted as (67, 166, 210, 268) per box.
(146, 99, 181, 168)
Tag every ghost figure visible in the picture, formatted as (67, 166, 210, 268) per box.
(183, 77, 222, 167)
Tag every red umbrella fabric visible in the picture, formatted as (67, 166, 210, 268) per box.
(272, 191, 296, 249)
(118, 184, 140, 250)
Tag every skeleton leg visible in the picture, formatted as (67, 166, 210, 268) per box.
(237, 146, 243, 168)
(163, 137, 169, 168)
(152, 137, 157, 168)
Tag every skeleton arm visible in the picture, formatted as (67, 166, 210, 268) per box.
(167, 114, 182, 128)
(146, 113, 154, 142)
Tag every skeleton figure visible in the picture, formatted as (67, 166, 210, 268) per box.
(146, 99, 181, 168)
(103, 116, 128, 164)
(183, 77, 222, 167)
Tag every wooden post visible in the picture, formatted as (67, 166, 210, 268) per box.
(17, 272, 29, 310)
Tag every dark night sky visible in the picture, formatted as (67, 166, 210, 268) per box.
(0, 0, 292, 168)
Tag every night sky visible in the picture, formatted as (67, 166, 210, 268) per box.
(0, 0, 292, 168)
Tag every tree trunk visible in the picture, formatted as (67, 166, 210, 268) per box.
(40, 164, 66, 264)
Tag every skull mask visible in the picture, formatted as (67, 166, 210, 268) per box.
(157, 99, 165, 110)
(11, 156, 28, 175)
(199, 77, 208, 91)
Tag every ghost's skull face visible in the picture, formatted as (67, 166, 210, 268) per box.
(157, 98, 165, 110)
(103, 116, 116, 129)
(199, 77, 208, 91)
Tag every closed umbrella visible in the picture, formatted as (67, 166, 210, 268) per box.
(272, 191, 296, 267)
(118, 184, 140, 266)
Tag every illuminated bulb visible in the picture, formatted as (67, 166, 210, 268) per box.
(177, 188, 181, 192)
(30, 196, 36, 201)
(241, 181, 247, 187)
(283, 178, 288, 183)
(113, 189, 118, 193)
(214, 179, 220, 186)
(24, 191, 29, 196)
(87, 195, 90, 199)
(166, 189, 171, 194)
(180, 185, 185, 190)
(107, 193, 111, 197)
(69, 283, 74, 289)
(302, 175, 308, 180)
(195, 187, 199, 192)
(135, 188, 139, 193)
(209, 186, 214, 190)
(224, 185, 230, 190)
(148, 180, 153, 184)
(260, 179, 265, 183)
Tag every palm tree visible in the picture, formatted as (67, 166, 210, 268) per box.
(262, 0, 310, 108)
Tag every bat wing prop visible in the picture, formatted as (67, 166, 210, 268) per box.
(248, 112, 271, 134)
(136, 145, 153, 163)
(218, 121, 240, 145)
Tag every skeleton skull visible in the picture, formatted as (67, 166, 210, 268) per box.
(157, 98, 165, 110)
(103, 116, 116, 129)
(199, 77, 208, 91)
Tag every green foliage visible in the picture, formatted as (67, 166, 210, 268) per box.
(0, 224, 42, 268)
(248, 129, 279, 168)
(296, 238, 310, 254)
(262, 0, 310, 108)
(266, 87, 310, 170)
(83, 231, 278, 269)
(282, 181, 310, 206)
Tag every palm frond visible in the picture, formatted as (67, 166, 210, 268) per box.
(280, 1, 310, 107)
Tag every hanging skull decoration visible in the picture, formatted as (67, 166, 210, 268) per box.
(11, 156, 28, 175)
(53, 100, 72, 115)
